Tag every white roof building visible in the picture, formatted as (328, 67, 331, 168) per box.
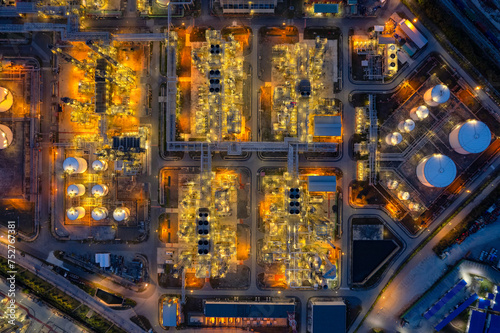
(308, 176, 337, 192)
(314, 116, 342, 137)
(399, 19, 428, 49)
(95, 253, 111, 268)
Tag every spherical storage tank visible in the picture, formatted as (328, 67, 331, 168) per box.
(449, 120, 491, 155)
(91, 184, 109, 197)
(92, 160, 108, 172)
(416, 154, 457, 188)
(67, 184, 85, 197)
(398, 119, 415, 133)
(113, 207, 130, 222)
(424, 84, 450, 107)
(67, 207, 85, 220)
(63, 157, 88, 174)
(0, 124, 13, 149)
(92, 207, 108, 221)
(0, 87, 13, 112)
(385, 132, 403, 146)
(410, 105, 429, 121)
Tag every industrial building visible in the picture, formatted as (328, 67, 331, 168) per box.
(201, 299, 295, 328)
(216, 0, 277, 13)
(307, 299, 346, 333)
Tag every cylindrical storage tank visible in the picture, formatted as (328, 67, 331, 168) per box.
(449, 120, 491, 155)
(416, 154, 457, 188)
(113, 207, 130, 222)
(92, 207, 108, 221)
(91, 184, 109, 197)
(92, 160, 108, 172)
(0, 124, 13, 149)
(63, 157, 88, 174)
(424, 84, 450, 106)
(398, 191, 410, 201)
(410, 105, 429, 121)
(0, 87, 13, 112)
(387, 179, 399, 190)
(67, 207, 85, 220)
(67, 184, 85, 197)
(385, 132, 403, 146)
(408, 202, 420, 212)
(398, 119, 415, 133)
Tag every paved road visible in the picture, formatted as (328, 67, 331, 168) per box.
(1, 0, 500, 332)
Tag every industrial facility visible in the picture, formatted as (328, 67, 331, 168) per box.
(190, 30, 248, 142)
(259, 170, 340, 289)
(270, 37, 340, 142)
(374, 63, 494, 224)
(51, 40, 150, 240)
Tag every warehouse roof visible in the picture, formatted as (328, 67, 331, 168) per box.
(314, 116, 342, 137)
(308, 176, 337, 192)
(204, 301, 295, 318)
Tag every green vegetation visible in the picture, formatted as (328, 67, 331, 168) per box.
(0, 258, 127, 333)
(433, 182, 500, 256)
(403, 0, 500, 104)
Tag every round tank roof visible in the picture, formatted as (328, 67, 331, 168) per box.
(0, 87, 13, 112)
(386, 132, 403, 145)
(67, 184, 84, 196)
(414, 105, 429, 119)
(92, 207, 108, 221)
(399, 119, 415, 132)
(63, 157, 80, 173)
(453, 120, 491, 154)
(430, 84, 450, 104)
(66, 207, 84, 220)
(419, 154, 457, 188)
(91, 184, 107, 197)
(0, 124, 13, 149)
(113, 207, 129, 221)
(92, 160, 107, 171)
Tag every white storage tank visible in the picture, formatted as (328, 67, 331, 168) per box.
(0, 87, 13, 112)
(449, 120, 491, 154)
(92, 160, 108, 172)
(387, 179, 399, 190)
(91, 184, 109, 197)
(398, 191, 410, 201)
(408, 202, 420, 212)
(424, 84, 450, 106)
(410, 105, 429, 121)
(0, 124, 13, 149)
(92, 207, 108, 221)
(398, 119, 415, 133)
(67, 184, 85, 197)
(113, 207, 130, 222)
(385, 132, 403, 146)
(67, 207, 85, 220)
(63, 157, 88, 174)
(416, 154, 457, 188)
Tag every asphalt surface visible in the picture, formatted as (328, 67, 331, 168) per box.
(1, 0, 500, 332)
